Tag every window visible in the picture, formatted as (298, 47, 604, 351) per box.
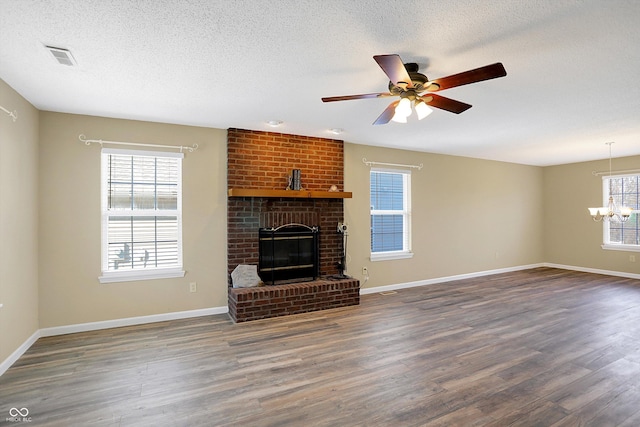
(99, 148, 185, 283)
(370, 168, 412, 261)
(602, 174, 640, 252)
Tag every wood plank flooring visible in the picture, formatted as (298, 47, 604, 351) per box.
(3, 268, 640, 426)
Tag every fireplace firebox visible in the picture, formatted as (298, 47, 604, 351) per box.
(259, 224, 319, 285)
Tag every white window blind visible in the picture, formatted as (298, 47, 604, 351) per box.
(100, 148, 185, 282)
(602, 174, 640, 252)
(370, 168, 412, 261)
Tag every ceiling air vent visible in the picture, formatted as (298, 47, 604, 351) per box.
(46, 46, 77, 66)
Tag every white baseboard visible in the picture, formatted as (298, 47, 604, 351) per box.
(360, 263, 545, 295)
(359, 263, 640, 296)
(542, 262, 640, 280)
(1, 305, 228, 377)
(0, 330, 40, 377)
(39, 306, 228, 337)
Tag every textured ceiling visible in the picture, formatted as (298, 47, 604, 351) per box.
(1, 0, 639, 166)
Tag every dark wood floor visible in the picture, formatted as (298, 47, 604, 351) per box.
(3, 268, 640, 426)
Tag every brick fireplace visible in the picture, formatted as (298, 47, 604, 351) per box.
(227, 128, 359, 322)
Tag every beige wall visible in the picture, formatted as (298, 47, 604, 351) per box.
(38, 112, 228, 328)
(544, 155, 640, 274)
(0, 79, 40, 364)
(344, 143, 545, 288)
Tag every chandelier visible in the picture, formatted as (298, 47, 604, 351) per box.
(588, 142, 632, 222)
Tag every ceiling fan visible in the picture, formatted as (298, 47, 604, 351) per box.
(321, 54, 507, 125)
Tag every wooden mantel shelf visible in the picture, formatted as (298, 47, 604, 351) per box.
(228, 188, 352, 199)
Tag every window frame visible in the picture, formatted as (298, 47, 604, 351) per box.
(369, 167, 413, 261)
(600, 173, 640, 253)
(99, 148, 186, 283)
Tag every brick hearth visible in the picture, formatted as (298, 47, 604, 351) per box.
(228, 278, 360, 323)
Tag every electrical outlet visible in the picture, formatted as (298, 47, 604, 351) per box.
(189, 282, 197, 293)
(631, 255, 636, 263)
(362, 266, 368, 275)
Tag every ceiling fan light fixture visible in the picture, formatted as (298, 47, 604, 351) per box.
(414, 100, 433, 120)
(390, 110, 408, 123)
(395, 97, 412, 118)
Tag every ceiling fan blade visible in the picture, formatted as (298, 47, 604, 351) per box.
(373, 100, 400, 125)
(426, 63, 506, 92)
(373, 54, 413, 88)
(421, 94, 472, 114)
(322, 92, 392, 102)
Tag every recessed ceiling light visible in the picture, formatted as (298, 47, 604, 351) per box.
(267, 120, 283, 127)
(329, 128, 343, 135)
(45, 45, 77, 66)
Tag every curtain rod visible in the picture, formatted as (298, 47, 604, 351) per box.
(362, 158, 423, 170)
(0, 105, 18, 122)
(592, 168, 640, 176)
(79, 134, 198, 153)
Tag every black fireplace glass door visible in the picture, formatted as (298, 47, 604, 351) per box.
(259, 225, 319, 284)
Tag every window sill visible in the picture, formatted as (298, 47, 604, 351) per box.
(370, 251, 414, 262)
(99, 268, 185, 284)
(601, 244, 640, 253)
